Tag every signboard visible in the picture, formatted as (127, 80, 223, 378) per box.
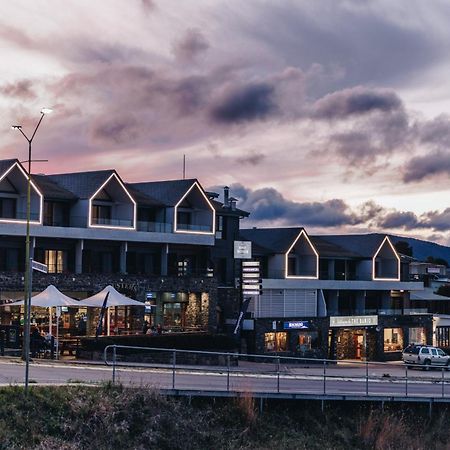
(234, 241, 252, 259)
(284, 321, 309, 330)
(31, 260, 48, 273)
(427, 267, 441, 274)
(329, 315, 378, 327)
(242, 260, 262, 296)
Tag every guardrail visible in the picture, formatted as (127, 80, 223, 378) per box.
(103, 345, 450, 401)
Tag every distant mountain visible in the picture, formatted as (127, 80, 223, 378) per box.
(389, 235, 450, 264)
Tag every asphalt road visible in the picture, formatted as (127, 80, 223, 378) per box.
(1, 357, 450, 399)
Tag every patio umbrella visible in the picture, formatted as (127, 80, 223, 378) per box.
(2, 285, 80, 307)
(0, 285, 80, 358)
(78, 285, 144, 336)
(77, 285, 144, 307)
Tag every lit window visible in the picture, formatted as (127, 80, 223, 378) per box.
(264, 332, 288, 352)
(383, 328, 403, 352)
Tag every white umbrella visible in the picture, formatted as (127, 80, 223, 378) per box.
(0, 285, 80, 359)
(78, 285, 144, 336)
(2, 285, 80, 307)
(78, 285, 144, 307)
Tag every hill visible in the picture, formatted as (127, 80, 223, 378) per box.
(389, 234, 450, 264)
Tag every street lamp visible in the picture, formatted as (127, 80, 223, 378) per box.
(12, 108, 52, 392)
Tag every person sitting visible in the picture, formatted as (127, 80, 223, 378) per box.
(30, 327, 45, 357)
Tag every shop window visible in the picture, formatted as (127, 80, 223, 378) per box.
(296, 331, 319, 357)
(408, 327, 426, 345)
(264, 332, 287, 352)
(383, 328, 403, 352)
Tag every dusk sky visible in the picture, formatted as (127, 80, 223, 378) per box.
(2, 1, 450, 244)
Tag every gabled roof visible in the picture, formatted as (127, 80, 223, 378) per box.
(0, 159, 18, 176)
(312, 233, 391, 258)
(310, 236, 362, 258)
(130, 179, 199, 206)
(47, 170, 116, 199)
(240, 227, 305, 254)
(124, 184, 165, 207)
(32, 175, 78, 201)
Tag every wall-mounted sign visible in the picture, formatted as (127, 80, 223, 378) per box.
(242, 260, 262, 296)
(284, 321, 309, 330)
(234, 241, 252, 259)
(330, 315, 378, 327)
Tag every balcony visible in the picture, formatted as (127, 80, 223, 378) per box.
(176, 223, 213, 233)
(137, 221, 172, 233)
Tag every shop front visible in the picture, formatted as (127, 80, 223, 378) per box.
(329, 314, 433, 361)
(251, 318, 329, 358)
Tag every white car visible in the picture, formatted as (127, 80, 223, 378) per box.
(402, 345, 450, 369)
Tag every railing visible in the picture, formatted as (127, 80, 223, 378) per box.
(91, 217, 134, 227)
(0, 212, 40, 221)
(137, 221, 172, 233)
(176, 223, 212, 232)
(103, 345, 450, 401)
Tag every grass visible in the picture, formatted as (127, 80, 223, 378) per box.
(0, 385, 450, 449)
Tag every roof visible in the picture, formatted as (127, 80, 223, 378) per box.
(410, 288, 450, 302)
(47, 170, 116, 199)
(310, 236, 361, 258)
(0, 159, 18, 176)
(211, 199, 250, 217)
(312, 233, 390, 258)
(130, 179, 199, 206)
(125, 184, 164, 207)
(32, 174, 78, 201)
(240, 227, 305, 254)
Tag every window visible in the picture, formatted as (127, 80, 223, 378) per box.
(436, 327, 450, 348)
(215, 215, 225, 239)
(383, 328, 403, 352)
(438, 349, 446, 356)
(45, 250, 66, 273)
(264, 332, 287, 352)
(431, 348, 438, 356)
(177, 211, 191, 230)
(92, 204, 111, 225)
(0, 198, 16, 218)
(408, 327, 426, 345)
(296, 331, 319, 356)
(421, 348, 430, 355)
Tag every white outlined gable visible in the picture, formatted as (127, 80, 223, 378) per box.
(88, 172, 136, 230)
(372, 236, 400, 281)
(174, 181, 215, 235)
(285, 229, 319, 279)
(0, 161, 43, 224)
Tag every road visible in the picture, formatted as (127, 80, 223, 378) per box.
(1, 357, 450, 399)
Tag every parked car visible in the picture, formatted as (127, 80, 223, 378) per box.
(402, 344, 450, 369)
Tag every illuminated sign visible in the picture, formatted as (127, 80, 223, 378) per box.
(283, 321, 309, 330)
(329, 316, 378, 327)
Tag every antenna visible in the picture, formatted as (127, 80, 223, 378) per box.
(183, 154, 186, 179)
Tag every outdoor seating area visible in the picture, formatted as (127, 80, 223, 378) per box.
(0, 285, 145, 360)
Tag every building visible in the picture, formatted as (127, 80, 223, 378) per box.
(239, 228, 429, 361)
(0, 159, 246, 335)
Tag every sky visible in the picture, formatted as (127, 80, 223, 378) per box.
(1, 0, 450, 244)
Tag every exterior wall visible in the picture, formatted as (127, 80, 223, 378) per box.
(267, 254, 285, 278)
(248, 317, 329, 357)
(0, 271, 218, 332)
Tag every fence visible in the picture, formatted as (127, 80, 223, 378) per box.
(104, 345, 450, 401)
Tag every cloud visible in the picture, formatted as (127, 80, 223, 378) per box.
(172, 29, 209, 62)
(236, 151, 266, 166)
(210, 82, 277, 123)
(0, 79, 36, 99)
(402, 151, 450, 182)
(90, 114, 141, 145)
(211, 184, 450, 234)
(312, 86, 402, 119)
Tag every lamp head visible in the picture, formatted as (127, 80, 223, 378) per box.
(11, 125, 22, 130)
(40, 108, 53, 115)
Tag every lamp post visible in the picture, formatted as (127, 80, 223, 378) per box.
(12, 108, 52, 392)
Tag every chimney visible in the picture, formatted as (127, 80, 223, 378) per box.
(223, 186, 230, 207)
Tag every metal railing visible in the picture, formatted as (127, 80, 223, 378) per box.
(103, 345, 450, 400)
